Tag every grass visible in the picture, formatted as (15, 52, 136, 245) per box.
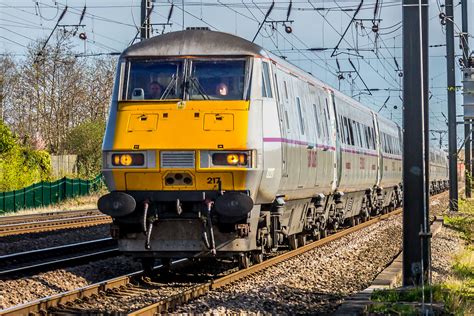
(444, 198, 474, 242)
(369, 197, 474, 315)
(370, 284, 472, 315)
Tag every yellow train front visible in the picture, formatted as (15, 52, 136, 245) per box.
(98, 29, 265, 265)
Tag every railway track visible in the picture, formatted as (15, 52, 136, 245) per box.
(0, 214, 112, 237)
(0, 209, 101, 225)
(0, 208, 402, 316)
(0, 238, 119, 278)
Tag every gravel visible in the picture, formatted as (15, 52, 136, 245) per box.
(175, 216, 404, 314)
(431, 226, 462, 283)
(0, 191, 458, 314)
(172, 192, 455, 315)
(0, 225, 110, 255)
(0, 256, 141, 310)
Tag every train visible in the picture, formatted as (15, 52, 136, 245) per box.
(97, 29, 449, 270)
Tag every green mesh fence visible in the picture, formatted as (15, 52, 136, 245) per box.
(0, 175, 103, 214)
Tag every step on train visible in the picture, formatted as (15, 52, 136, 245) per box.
(98, 29, 449, 269)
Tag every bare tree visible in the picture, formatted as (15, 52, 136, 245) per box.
(2, 33, 116, 156)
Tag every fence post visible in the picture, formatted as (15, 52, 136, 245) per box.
(40, 181, 44, 206)
(32, 183, 36, 207)
(49, 181, 52, 206)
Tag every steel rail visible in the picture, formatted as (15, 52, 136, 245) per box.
(0, 260, 189, 316)
(128, 209, 403, 315)
(0, 209, 100, 225)
(0, 215, 112, 237)
(0, 210, 402, 316)
(0, 238, 118, 277)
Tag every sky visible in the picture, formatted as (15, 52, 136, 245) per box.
(1, 0, 473, 149)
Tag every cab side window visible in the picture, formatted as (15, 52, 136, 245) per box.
(262, 62, 273, 98)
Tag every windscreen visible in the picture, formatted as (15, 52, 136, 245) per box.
(125, 59, 183, 100)
(123, 58, 247, 101)
(187, 59, 246, 100)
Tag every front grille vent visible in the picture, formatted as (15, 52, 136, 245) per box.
(160, 151, 195, 168)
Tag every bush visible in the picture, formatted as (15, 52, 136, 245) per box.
(0, 120, 15, 154)
(0, 121, 51, 191)
(65, 119, 105, 178)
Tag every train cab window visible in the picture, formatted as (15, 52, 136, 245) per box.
(124, 59, 184, 100)
(262, 62, 273, 98)
(188, 59, 246, 100)
(296, 97, 305, 134)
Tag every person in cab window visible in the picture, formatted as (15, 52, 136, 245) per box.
(216, 82, 228, 97)
(148, 81, 162, 99)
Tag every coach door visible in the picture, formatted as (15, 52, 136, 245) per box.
(373, 113, 383, 186)
(330, 91, 342, 189)
(272, 64, 288, 178)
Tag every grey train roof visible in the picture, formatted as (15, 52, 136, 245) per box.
(122, 30, 266, 57)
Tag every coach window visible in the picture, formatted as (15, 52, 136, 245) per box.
(347, 118, 355, 145)
(369, 128, 375, 149)
(285, 110, 290, 129)
(342, 117, 349, 144)
(322, 105, 329, 142)
(364, 127, 370, 149)
(381, 133, 386, 152)
(350, 120, 358, 146)
(355, 121, 362, 147)
(313, 104, 321, 138)
(323, 99, 331, 141)
(339, 116, 345, 144)
(357, 122, 365, 148)
(284, 81, 289, 100)
(296, 97, 305, 134)
(274, 72, 281, 102)
(262, 62, 273, 98)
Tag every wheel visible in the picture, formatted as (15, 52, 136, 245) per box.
(141, 258, 155, 276)
(251, 252, 264, 264)
(297, 234, 306, 247)
(320, 229, 327, 238)
(313, 229, 321, 241)
(288, 235, 298, 250)
(237, 254, 251, 269)
(348, 217, 356, 227)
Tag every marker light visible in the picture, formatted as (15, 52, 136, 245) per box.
(212, 152, 249, 166)
(226, 154, 239, 165)
(111, 153, 144, 166)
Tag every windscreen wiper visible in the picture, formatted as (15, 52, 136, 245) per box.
(189, 76, 210, 100)
(160, 74, 177, 100)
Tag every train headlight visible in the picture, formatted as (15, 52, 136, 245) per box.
(212, 152, 249, 167)
(111, 153, 145, 167)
